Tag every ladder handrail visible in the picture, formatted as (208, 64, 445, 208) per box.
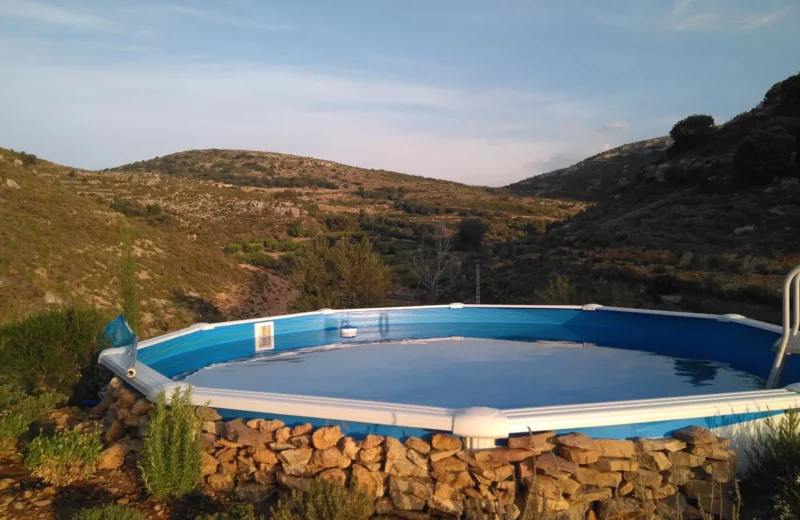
(766, 265, 800, 388)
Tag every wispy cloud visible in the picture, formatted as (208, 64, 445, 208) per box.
(0, 0, 119, 30)
(130, 4, 292, 31)
(669, 0, 793, 32)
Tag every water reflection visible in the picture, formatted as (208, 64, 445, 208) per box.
(673, 358, 719, 387)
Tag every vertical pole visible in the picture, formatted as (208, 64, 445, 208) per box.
(476, 261, 481, 304)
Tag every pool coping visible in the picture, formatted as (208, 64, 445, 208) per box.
(99, 304, 800, 441)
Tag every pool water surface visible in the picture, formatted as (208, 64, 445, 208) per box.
(178, 338, 764, 409)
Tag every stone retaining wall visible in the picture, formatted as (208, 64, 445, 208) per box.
(94, 379, 738, 519)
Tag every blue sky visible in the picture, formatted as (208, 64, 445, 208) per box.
(0, 0, 797, 186)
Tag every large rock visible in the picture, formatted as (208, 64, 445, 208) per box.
(358, 446, 384, 464)
(406, 448, 430, 470)
(558, 445, 600, 464)
(521, 453, 579, 478)
(208, 473, 235, 493)
(667, 451, 705, 467)
(257, 419, 285, 433)
(591, 439, 636, 458)
(252, 448, 278, 466)
(291, 423, 313, 436)
(432, 470, 473, 488)
(554, 432, 594, 450)
(624, 468, 662, 488)
(386, 459, 429, 478)
(361, 434, 384, 450)
(311, 425, 343, 449)
(384, 437, 408, 460)
(98, 443, 127, 470)
(475, 448, 533, 464)
(339, 437, 360, 459)
(309, 447, 351, 469)
(226, 419, 266, 447)
(405, 437, 431, 455)
(195, 407, 222, 422)
(278, 447, 313, 466)
(201, 452, 219, 475)
(388, 476, 432, 499)
(508, 431, 556, 452)
(431, 456, 467, 473)
(116, 387, 139, 408)
(688, 443, 734, 460)
(351, 464, 385, 498)
(253, 470, 276, 486)
(636, 437, 687, 452)
(5, 178, 20, 189)
(431, 433, 462, 452)
(390, 489, 426, 511)
(638, 451, 672, 472)
(429, 449, 459, 462)
(574, 467, 622, 488)
(671, 426, 720, 445)
(590, 458, 638, 472)
(428, 495, 464, 515)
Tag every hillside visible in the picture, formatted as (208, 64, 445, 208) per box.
(482, 73, 800, 324)
(507, 137, 671, 201)
(1, 147, 584, 333)
(0, 149, 275, 331)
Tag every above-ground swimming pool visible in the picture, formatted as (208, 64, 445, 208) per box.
(180, 337, 764, 409)
(100, 302, 800, 448)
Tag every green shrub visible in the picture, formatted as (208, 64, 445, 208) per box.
(140, 386, 203, 500)
(290, 236, 391, 312)
(20, 151, 37, 166)
(196, 503, 263, 520)
(25, 428, 103, 486)
(669, 114, 716, 151)
(537, 275, 578, 305)
(0, 384, 66, 454)
(0, 307, 108, 396)
(734, 126, 798, 184)
(73, 503, 143, 520)
(271, 479, 372, 520)
(457, 218, 489, 249)
(742, 412, 800, 519)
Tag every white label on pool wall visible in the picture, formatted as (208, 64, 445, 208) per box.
(179, 337, 765, 410)
(254, 322, 274, 351)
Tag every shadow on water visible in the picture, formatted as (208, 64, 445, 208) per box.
(673, 358, 719, 386)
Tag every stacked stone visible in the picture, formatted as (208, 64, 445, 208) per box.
(92, 378, 149, 470)
(96, 380, 738, 519)
(512, 428, 737, 520)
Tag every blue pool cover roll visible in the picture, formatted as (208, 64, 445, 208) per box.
(103, 315, 137, 348)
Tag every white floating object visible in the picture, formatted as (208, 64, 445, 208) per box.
(340, 327, 358, 338)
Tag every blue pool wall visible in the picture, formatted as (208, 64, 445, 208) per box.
(137, 306, 791, 384)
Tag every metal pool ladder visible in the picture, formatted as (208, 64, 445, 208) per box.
(767, 265, 800, 389)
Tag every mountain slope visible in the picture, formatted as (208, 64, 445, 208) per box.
(0, 148, 247, 330)
(506, 137, 671, 200)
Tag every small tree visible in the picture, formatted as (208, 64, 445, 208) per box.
(669, 114, 716, 151)
(457, 219, 489, 249)
(537, 275, 578, 305)
(409, 220, 461, 303)
(734, 126, 798, 184)
(119, 224, 140, 335)
(290, 236, 392, 312)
